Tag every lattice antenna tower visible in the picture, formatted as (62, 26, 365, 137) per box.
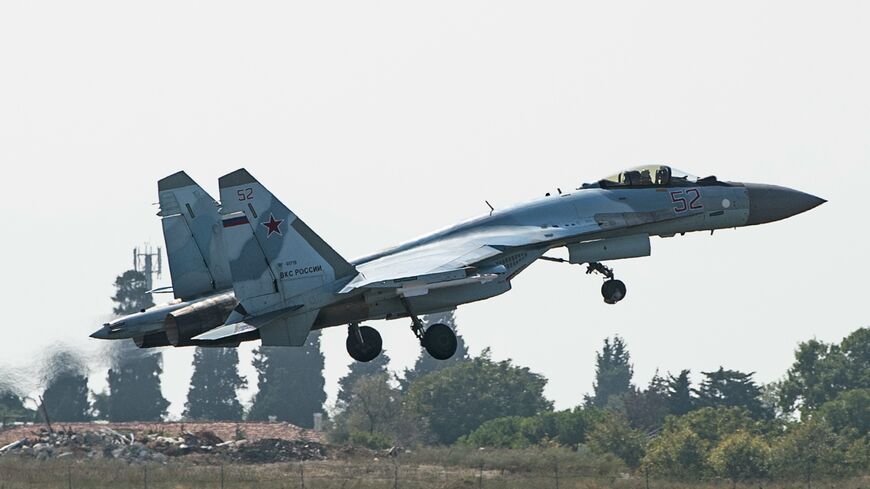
(133, 245, 162, 291)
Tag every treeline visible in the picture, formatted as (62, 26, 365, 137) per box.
(0, 270, 332, 428)
(330, 330, 869, 484)
(1, 268, 867, 484)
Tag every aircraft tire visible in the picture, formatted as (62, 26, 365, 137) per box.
(602, 279, 627, 305)
(346, 325, 383, 362)
(422, 323, 457, 360)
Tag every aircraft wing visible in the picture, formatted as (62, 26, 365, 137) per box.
(341, 206, 703, 295)
(341, 223, 590, 294)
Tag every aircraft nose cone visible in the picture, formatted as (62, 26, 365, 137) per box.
(745, 183, 826, 226)
(90, 324, 112, 339)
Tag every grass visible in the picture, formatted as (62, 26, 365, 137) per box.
(0, 452, 866, 489)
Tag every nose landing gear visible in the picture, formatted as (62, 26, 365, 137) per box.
(586, 262, 627, 305)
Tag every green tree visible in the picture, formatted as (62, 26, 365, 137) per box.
(406, 349, 552, 444)
(401, 311, 470, 390)
(588, 412, 647, 468)
(779, 328, 869, 414)
(336, 350, 391, 407)
(642, 407, 757, 480)
(183, 347, 247, 421)
(770, 419, 841, 483)
(39, 349, 91, 422)
(101, 352, 170, 421)
(709, 431, 770, 486)
(0, 391, 32, 423)
(623, 371, 670, 432)
(111, 270, 154, 314)
(98, 270, 169, 422)
(587, 336, 634, 408)
(666, 370, 694, 416)
(817, 389, 870, 440)
(695, 368, 769, 419)
(248, 331, 326, 427)
(330, 372, 426, 446)
(643, 428, 710, 479)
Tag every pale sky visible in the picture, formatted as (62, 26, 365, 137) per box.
(1, 1, 867, 418)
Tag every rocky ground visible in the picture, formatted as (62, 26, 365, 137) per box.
(0, 422, 331, 464)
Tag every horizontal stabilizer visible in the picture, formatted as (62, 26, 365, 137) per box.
(192, 304, 313, 346)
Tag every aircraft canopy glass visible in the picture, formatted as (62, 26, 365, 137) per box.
(599, 165, 698, 188)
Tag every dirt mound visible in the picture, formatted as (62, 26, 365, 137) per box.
(0, 423, 328, 463)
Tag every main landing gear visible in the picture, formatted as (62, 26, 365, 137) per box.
(346, 323, 382, 362)
(404, 299, 458, 360)
(586, 262, 627, 305)
(345, 305, 459, 362)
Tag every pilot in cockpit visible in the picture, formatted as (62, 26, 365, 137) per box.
(639, 169, 653, 186)
(655, 167, 671, 186)
(623, 170, 641, 186)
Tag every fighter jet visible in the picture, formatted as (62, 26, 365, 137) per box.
(92, 166, 824, 362)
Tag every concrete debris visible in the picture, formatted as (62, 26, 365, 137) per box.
(0, 427, 328, 464)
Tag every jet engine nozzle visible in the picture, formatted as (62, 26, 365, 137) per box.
(745, 183, 826, 226)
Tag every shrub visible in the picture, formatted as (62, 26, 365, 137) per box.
(349, 431, 393, 450)
(709, 431, 770, 485)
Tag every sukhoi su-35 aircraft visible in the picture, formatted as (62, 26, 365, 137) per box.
(92, 166, 824, 362)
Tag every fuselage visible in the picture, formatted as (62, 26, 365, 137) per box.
(94, 171, 824, 347)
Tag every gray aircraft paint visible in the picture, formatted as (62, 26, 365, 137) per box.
(96, 166, 824, 349)
(91, 172, 236, 341)
(157, 171, 232, 300)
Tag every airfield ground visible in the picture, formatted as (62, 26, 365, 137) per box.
(1, 423, 866, 488)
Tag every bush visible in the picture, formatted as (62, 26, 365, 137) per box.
(461, 417, 530, 448)
(461, 409, 601, 449)
(349, 431, 393, 450)
(643, 428, 710, 479)
(709, 431, 770, 484)
(587, 413, 647, 468)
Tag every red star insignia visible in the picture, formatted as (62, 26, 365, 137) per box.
(262, 214, 284, 237)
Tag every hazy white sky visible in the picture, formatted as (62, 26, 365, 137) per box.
(1, 1, 867, 418)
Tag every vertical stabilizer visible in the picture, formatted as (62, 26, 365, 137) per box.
(158, 171, 232, 300)
(217, 169, 355, 345)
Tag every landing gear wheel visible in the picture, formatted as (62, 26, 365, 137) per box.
(422, 323, 458, 360)
(346, 325, 383, 362)
(602, 279, 627, 305)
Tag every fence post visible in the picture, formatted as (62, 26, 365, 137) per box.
(554, 461, 559, 489)
(67, 465, 72, 489)
(394, 462, 398, 489)
(143, 465, 148, 489)
(220, 465, 224, 489)
(300, 462, 305, 489)
(645, 468, 650, 489)
(478, 462, 484, 489)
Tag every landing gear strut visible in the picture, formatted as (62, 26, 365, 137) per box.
(346, 323, 382, 362)
(586, 262, 627, 305)
(402, 298, 458, 360)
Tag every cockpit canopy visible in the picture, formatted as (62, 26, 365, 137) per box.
(597, 165, 700, 188)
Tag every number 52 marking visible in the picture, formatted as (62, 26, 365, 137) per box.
(670, 189, 703, 213)
(237, 188, 253, 201)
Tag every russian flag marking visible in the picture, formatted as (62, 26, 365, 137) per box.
(222, 215, 249, 228)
